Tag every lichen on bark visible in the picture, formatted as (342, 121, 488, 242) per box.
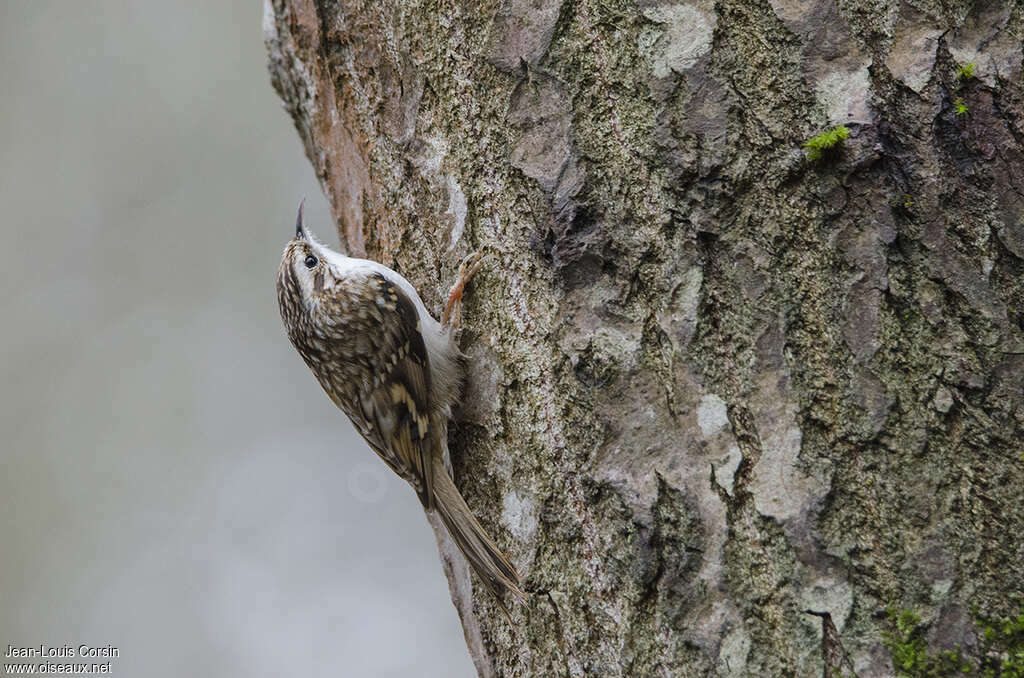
(264, 0, 1024, 675)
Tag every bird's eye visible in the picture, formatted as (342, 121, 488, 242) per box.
(304, 255, 318, 269)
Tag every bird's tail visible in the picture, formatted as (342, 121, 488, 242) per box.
(430, 454, 526, 610)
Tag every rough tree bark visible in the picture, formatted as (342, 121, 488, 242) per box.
(264, 1, 1024, 676)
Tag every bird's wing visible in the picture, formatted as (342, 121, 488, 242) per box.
(353, 273, 436, 508)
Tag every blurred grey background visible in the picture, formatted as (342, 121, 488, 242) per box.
(0, 2, 473, 676)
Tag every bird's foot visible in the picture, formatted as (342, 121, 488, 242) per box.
(442, 251, 487, 329)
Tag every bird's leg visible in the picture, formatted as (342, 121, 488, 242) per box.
(442, 251, 487, 329)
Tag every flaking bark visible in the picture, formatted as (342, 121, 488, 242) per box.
(264, 0, 1024, 675)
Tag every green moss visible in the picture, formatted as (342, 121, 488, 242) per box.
(956, 63, 977, 81)
(803, 125, 849, 162)
(883, 609, 970, 677)
(897, 193, 916, 215)
(881, 603, 1024, 677)
(954, 98, 969, 116)
(977, 604, 1024, 678)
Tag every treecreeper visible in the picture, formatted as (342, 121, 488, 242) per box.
(276, 201, 525, 613)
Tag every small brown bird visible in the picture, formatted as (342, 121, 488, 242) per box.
(276, 201, 524, 609)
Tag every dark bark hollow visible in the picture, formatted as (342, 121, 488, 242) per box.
(265, 1, 1024, 675)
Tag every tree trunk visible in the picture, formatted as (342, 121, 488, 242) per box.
(263, 1, 1024, 675)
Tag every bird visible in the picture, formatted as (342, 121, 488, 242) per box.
(276, 200, 525, 611)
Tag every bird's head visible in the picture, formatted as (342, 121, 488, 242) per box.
(276, 199, 344, 331)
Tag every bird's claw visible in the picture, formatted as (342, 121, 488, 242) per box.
(442, 251, 488, 328)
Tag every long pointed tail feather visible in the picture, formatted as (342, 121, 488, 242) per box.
(430, 455, 526, 608)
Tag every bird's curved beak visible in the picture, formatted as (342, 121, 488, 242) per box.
(295, 198, 306, 240)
